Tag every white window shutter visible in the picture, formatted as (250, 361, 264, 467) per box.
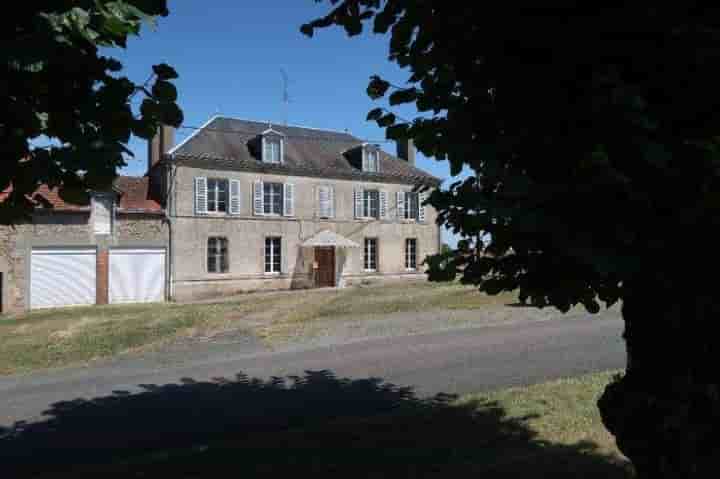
(318, 186, 329, 218)
(419, 191, 428, 222)
(396, 191, 406, 220)
(253, 180, 264, 216)
(194, 177, 208, 215)
(283, 182, 295, 217)
(328, 186, 335, 218)
(362, 151, 368, 172)
(229, 179, 241, 215)
(354, 188, 363, 218)
(379, 190, 388, 219)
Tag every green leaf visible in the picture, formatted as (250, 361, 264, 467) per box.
(367, 108, 384, 121)
(151, 80, 178, 103)
(389, 88, 417, 106)
(153, 63, 179, 80)
(367, 75, 390, 99)
(158, 103, 184, 127)
(377, 113, 396, 128)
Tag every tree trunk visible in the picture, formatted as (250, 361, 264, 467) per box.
(598, 277, 720, 478)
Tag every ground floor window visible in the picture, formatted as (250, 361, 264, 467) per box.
(364, 238, 378, 271)
(207, 237, 229, 273)
(265, 237, 282, 273)
(405, 238, 417, 270)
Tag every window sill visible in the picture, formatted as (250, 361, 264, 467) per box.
(264, 271, 283, 276)
(363, 269, 378, 273)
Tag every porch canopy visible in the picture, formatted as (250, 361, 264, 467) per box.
(302, 230, 360, 248)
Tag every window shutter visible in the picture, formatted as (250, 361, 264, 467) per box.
(253, 180, 264, 216)
(362, 152, 368, 172)
(283, 182, 295, 217)
(328, 186, 335, 218)
(282, 237, 288, 274)
(354, 188, 363, 218)
(418, 191, 427, 222)
(379, 190, 388, 219)
(229, 179, 241, 215)
(318, 186, 330, 218)
(194, 177, 208, 215)
(396, 191, 406, 220)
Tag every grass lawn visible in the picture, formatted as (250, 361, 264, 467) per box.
(5, 370, 632, 478)
(0, 281, 518, 375)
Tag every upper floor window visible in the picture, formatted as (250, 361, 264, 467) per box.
(400, 191, 420, 220)
(363, 149, 379, 172)
(262, 132, 284, 164)
(207, 178, 228, 213)
(254, 180, 294, 217)
(397, 190, 426, 222)
(263, 182, 283, 215)
(194, 177, 240, 216)
(362, 189, 380, 219)
(317, 185, 335, 219)
(207, 237, 229, 273)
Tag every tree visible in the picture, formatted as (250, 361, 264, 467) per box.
(303, 3, 720, 477)
(1, 1, 183, 223)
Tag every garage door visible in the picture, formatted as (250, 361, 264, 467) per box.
(109, 248, 166, 304)
(31, 248, 97, 309)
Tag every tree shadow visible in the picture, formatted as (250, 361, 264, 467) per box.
(505, 302, 536, 308)
(0, 370, 632, 478)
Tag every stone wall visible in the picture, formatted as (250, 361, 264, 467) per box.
(170, 166, 440, 301)
(0, 212, 168, 314)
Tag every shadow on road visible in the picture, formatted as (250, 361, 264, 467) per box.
(0, 370, 631, 478)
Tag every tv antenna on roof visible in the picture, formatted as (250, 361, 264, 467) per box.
(280, 68, 291, 126)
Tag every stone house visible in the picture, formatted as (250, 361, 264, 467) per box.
(154, 116, 441, 301)
(0, 178, 169, 314)
(0, 115, 440, 312)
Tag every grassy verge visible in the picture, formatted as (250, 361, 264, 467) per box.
(0, 281, 518, 375)
(7, 370, 631, 478)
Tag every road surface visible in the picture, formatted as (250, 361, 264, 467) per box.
(0, 315, 624, 428)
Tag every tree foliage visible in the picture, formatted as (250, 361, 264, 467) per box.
(304, 3, 720, 477)
(2, 1, 183, 223)
(303, 3, 720, 312)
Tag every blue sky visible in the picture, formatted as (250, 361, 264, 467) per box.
(112, 2, 467, 245)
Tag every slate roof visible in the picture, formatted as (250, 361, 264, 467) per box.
(0, 176, 163, 214)
(168, 116, 440, 186)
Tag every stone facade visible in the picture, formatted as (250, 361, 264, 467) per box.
(169, 166, 440, 301)
(0, 211, 168, 314)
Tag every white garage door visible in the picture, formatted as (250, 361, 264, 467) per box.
(31, 248, 97, 309)
(109, 249, 166, 304)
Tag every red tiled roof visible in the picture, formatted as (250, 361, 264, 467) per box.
(0, 176, 163, 214)
(113, 176, 163, 213)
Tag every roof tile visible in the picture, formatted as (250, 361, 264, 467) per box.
(170, 117, 440, 185)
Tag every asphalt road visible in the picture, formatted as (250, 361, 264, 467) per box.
(0, 315, 625, 429)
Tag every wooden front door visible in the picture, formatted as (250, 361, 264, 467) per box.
(315, 247, 336, 288)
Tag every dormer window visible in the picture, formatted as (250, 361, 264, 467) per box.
(363, 147, 380, 173)
(261, 128, 284, 164)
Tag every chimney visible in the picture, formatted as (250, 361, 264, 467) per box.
(396, 137, 416, 167)
(147, 125, 175, 172)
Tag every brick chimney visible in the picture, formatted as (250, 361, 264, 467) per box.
(396, 137, 416, 167)
(147, 125, 175, 172)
